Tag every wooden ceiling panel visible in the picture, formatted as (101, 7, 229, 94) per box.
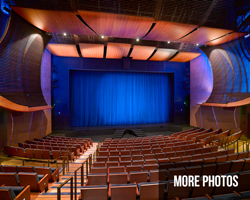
(144, 21, 197, 42)
(46, 44, 79, 57)
(106, 43, 131, 59)
(205, 32, 246, 46)
(130, 45, 156, 60)
(12, 7, 95, 35)
(150, 49, 178, 61)
(170, 52, 201, 62)
(79, 43, 104, 58)
(78, 11, 154, 38)
(178, 27, 233, 45)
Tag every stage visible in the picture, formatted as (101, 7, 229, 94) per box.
(57, 123, 193, 139)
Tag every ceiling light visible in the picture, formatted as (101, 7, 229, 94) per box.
(136, 38, 139, 42)
(196, 43, 199, 46)
(63, 33, 67, 36)
(101, 35, 104, 39)
(167, 41, 170, 44)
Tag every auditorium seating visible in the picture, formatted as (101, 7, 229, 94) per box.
(0, 185, 30, 200)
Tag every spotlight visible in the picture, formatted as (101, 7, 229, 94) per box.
(63, 33, 67, 36)
(136, 38, 139, 42)
(196, 43, 199, 46)
(167, 41, 170, 44)
(101, 35, 104, 39)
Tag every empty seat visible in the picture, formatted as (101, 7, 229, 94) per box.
(108, 166, 125, 173)
(33, 149, 43, 159)
(0, 185, 30, 200)
(238, 152, 248, 160)
(93, 162, 106, 167)
(163, 147, 172, 153)
(170, 157, 181, 163)
(120, 161, 132, 167)
(109, 151, 120, 156)
(139, 181, 165, 200)
(227, 153, 238, 161)
(126, 165, 142, 174)
(210, 151, 220, 158)
(152, 148, 162, 153)
(189, 159, 203, 166)
(144, 159, 157, 164)
(165, 152, 175, 159)
(96, 156, 108, 162)
(99, 151, 109, 156)
(202, 152, 211, 159)
(230, 159, 245, 173)
(17, 148, 26, 157)
(120, 155, 131, 161)
(106, 161, 119, 168)
(216, 161, 231, 175)
(87, 173, 107, 186)
(203, 157, 216, 164)
(155, 153, 165, 160)
(132, 155, 143, 160)
(175, 150, 185, 157)
(109, 156, 120, 162)
(129, 171, 148, 183)
(18, 166, 35, 173)
(80, 185, 108, 200)
(149, 169, 166, 182)
(201, 164, 217, 176)
(35, 167, 59, 182)
(202, 147, 210, 153)
(108, 172, 128, 184)
(131, 150, 141, 155)
(191, 154, 202, 160)
(219, 150, 228, 156)
(18, 172, 48, 192)
(91, 167, 107, 174)
(167, 167, 185, 180)
(132, 160, 144, 165)
(191, 179, 213, 198)
(51, 150, 61, 160)
(185, 149, 194, 156)
(141, 149, 151, 155)
(180, 145, 189, 151)
(144, 154, 155, 160)
(120, 150, 131, 155)
(243, 158, 250, 171)
(0, 173, 19, 186)
(25, 149, 34, 158)
(210, 145, 218, 152)
(181, 155, 192, 161)
(175, 161, 189, 168)
(194, 148, 203, 155)
(185, 166, 202, 176)
(110, 183, 137, 200)
(3, 165, 19, 173)
(143, 164, 158, 172)
(216, 155, 228, 163)
(166, 181, 190, 200)
(159, 163, 175, 171)
(41, 150, 52, 159)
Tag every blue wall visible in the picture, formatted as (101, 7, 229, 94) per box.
(51, 56, 190, 129)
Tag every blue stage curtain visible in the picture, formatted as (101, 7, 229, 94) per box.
(70, 71, 173, 127)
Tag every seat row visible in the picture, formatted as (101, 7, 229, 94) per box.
(93, 151, 249, 168)
(201, 129, 231, 145)
(98, 145, 217, 157)
(3, 146, 75, 160)
(193, 129, 222, 143)
(81, 172, 250, 200)
(43, 135, 92, 144)
(216, 130, 243, 147)
(0, 165, 59, 182)
(183, 128, 212, 141)
(0, 172, 48, 192)
(89, 159, 250, 185)
(100, 142, 205, 153)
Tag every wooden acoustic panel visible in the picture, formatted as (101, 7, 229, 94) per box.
(79, 43, 104, 58)
(170, 52, 201, 62)
(202, 97, 250, 107)
(11, 6, 95, 35)
(205, 32, 246, 46)
(0, 96, 51, 112)
(178, 27, 233, 45)
(150, 48, 178, 61)
(106, 43, 131, 59)
(144, 21, 196, 42)
(78, 11, 153, 38)
(130, 45, 156, 60)
(46, 44, 79, 57)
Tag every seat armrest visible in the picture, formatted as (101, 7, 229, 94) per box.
(15, 185, 30, 200)
(38, 174, 49, 192)
(52, 168, 60, 182)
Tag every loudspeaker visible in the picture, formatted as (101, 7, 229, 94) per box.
(122, 57, 131, 70)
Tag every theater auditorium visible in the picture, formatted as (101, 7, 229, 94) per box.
(0, 0, 250, 199)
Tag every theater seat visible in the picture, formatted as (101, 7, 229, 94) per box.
(138, 181, 165, 200)
(129, 171, 148, 183)
(149, 169, 166, 182)
(108, 172, 128, 184)
(110, 184, 137, 200)
(35, 167, 59, 182)
(0, 185, 30, 200)
(18, 166, 35, 173)
(0, 173, 19, 186)
(80, 185, 108, 200)
(167, 167, 185, 180)
(2, 166, 19, 173)
(166, 180, 191, 200)
(91, 167, 107, 174)
(87, 173, 107, 186)
(18, 172, 48, 192)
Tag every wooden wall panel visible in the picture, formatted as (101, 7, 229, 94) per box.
(170, 52, 201, 62)
(130, 45, 156, 60)
(46, 44, 79, 57)
(150, 48, 178, 61)
(79, 43, 104, 58)
(106, 43, 131, 59)
(144, 21, 196, 42)
(78, 11, 153, 38)
(12, 7, 95, 35)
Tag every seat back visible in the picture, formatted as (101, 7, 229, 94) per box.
(91, 167, 107, 174)
(230, 159, 245, 173)
(87, 173, 107, 186)
(143, 164, 158, 172)
(149, 169, 166, 182)
(126, 165, 142, 173)
(18, 166, 35, 173)
(167, 181, 190, 200)
(109, 172, 127, 184)
(33, 149, 43, 159)
(139, 182, 165, 200)
(80, 185, 108, 200)
(111, 184, 137, 200)
(167, 168, 185, 180)
(3, 165, 19, 173)
(185, 166, 202, 176)
(25, 149, 34, 158)
(216, 161, 231, 175)
(191, 179, 213, 198)
(129, 171, 148, 183)
(108, 166, 125, 173)
(0, 173, 19, 186)
(201, 164, 217, 176)
(42, 150, 51, 159)
(18, 173, 40, 192)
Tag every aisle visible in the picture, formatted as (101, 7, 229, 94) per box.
(35, 143, 98, 200)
